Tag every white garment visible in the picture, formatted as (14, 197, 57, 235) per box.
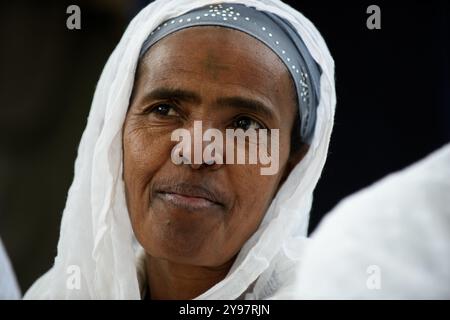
(0, 237, 21, 299)
(281, 143, 450, 299)
(24, 0, 336, 299)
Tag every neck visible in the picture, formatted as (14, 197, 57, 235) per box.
(145, 254, 235, 300)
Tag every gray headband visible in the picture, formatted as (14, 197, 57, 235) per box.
(140, 3, 321, 144)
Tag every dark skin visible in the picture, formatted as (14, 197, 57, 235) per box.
(123, 26, 308, 300)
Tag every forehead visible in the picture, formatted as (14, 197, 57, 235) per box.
(135, 26, 297, 118)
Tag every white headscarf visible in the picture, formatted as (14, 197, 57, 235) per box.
(24, 0, 335, 299)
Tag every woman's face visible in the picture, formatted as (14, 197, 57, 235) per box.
(123, 26, 303, 267)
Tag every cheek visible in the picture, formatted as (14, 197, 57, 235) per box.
(230, 166, 280, 218)
(122, 119, 173, 232)
(123, 117, 175, 183)
(222, 133, 291, 245)
(220, 164, 282, 255)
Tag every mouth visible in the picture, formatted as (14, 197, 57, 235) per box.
(153, 182, 225, 211)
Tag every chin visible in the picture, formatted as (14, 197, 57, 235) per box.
(142, 226, 217, 265)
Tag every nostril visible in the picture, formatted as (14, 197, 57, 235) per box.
(190, 163, 202, 169)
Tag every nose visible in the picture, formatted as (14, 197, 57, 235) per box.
(179, 120, 224, 170)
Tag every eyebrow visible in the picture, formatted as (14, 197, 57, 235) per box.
(142, 87, 277, 121)
(142, 87, 201, 104)
(215, 96, 277, 122)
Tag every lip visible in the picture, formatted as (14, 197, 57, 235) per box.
(153, 182, 225, 211)
(156, 192, 219, 210)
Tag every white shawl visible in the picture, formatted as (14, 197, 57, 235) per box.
(0, 238, 21, 299)
(292, 143, 450, 299)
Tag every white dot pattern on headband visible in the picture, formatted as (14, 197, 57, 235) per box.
(299, 70, 310, 103)
(148, 3, 311, 108)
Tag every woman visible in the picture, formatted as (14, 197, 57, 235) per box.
(24, 0, 335, 299)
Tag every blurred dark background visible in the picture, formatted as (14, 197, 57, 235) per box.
(0, 0, 448, 293)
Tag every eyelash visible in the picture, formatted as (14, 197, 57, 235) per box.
(145, 103, 267, 130)
(146, 103, 180, 117)
(230, 115, 266, 131)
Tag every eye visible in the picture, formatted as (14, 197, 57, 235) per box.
(149, 103, 179, 117)
(232, 116, 264, 131)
